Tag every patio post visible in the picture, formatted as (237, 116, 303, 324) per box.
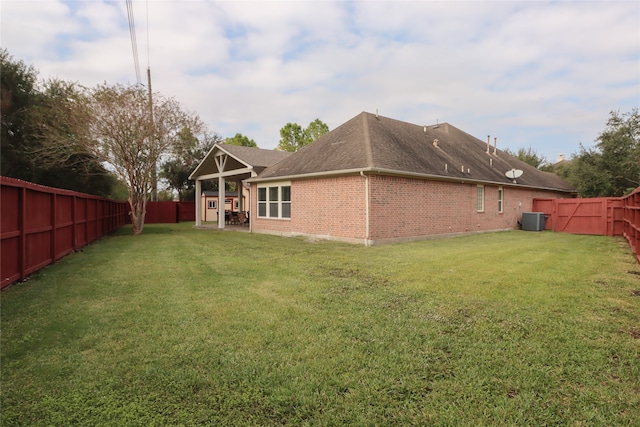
(195, 179, 202, 226)
(218, 176, 225, 229)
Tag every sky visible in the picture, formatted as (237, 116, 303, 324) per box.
(2, 0, 639, 163)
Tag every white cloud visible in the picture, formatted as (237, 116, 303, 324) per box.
(1, 0, 78, 58)
(1, 0, 638, 159)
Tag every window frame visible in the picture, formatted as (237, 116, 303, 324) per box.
(257, 182, 291, 220)
(476, 185, 485, 212)
(207, 200, 217, 210)
(497, 186, 504, 213)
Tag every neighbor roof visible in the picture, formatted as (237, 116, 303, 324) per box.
(253, 112, 575, 193)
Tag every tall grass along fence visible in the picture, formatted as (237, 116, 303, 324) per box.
(1, 177, 128, 289)
(533, 186, 640, 262)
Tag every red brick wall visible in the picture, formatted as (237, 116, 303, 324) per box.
(368, 175, 566, 241)
(251, 174, 569, 244)
(251, 176, 367, 241)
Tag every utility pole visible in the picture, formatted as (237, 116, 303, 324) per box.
(147, 66, 157, 202)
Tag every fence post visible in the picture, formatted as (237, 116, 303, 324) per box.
(51, 192, 57, 263)
(19, 185, 26, 282)
(72, 195, 77, 250)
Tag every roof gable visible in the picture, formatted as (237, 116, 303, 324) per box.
(256, 112, 575, 193)
(189, 143, 291, 180)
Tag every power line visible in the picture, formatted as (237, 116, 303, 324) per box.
(146, 0, 150, 68)
(126, 0, 141, 85)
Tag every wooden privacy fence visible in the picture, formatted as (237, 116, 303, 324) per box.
(621, 188, 640, 263)
(144, 201, 195, 224)
(532, 197, 624, 236)
(533, 187, 640, 262)
(1, 177, 128, 289)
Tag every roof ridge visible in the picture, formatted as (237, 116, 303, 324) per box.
(361, 112, 374, 168)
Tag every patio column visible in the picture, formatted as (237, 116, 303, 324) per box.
(195, 179, 202, 226)
(238, 181, 243, 213)
(218, 176, 225, 229)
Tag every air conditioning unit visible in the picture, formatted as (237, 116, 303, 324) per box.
(521, 212, 546, 231)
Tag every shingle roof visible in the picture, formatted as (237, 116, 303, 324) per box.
(218, 144, 291, 170)
(255, 112, 575, 193)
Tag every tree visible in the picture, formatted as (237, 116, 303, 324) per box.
(503, 146, 550, 170)
(225, 132, 257, 147)
(36, 82, 205, 234)
(160, 129, 221, 201)
(0, 48, 39, 180)
(278, 122, 305, 152)
(277, 119, 329, 152)
(567, 109, 639, 197)
(305, 118, 329, 142)
(1, 50, 116, 196)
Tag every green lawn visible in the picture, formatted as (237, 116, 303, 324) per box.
(1, 224, 639, 426)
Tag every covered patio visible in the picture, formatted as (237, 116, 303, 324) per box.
(189, 144, 290, 229)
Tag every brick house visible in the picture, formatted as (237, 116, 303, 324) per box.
(191, 112, 575, 245)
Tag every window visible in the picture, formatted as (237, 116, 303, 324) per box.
(234, 200, 239, 210)
(281, 186, 291, 218)
(498, 187, 504, 213)
(269, 187, 279, 217)
(476, 185, 484, 212)
(258, 183, 291, 219)
(258, 188, 267, 217)
(207, 200, 217, 209)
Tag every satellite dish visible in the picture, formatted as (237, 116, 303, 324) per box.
(505, 169, 523, 179)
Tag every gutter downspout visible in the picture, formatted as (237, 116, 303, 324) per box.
(361, 171, 371, 246)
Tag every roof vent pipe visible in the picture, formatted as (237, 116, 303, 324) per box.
(445, 163, 448, 172)
(424, 126, 427, 133)
(487, 135, 491, 153)
(493, 137, 497, 155)
(433, 139, 439, 147)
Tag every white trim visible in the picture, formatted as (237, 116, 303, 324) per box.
(214, 153, 228, 172)
(197, 167, 254, 181)
(189, 143, 256, 180)
(249, 167, 576, 194)
(498, 186, 504, 213)
(476, 185, 485, 212)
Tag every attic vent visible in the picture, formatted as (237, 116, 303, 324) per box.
(433, 139, 439, 147)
